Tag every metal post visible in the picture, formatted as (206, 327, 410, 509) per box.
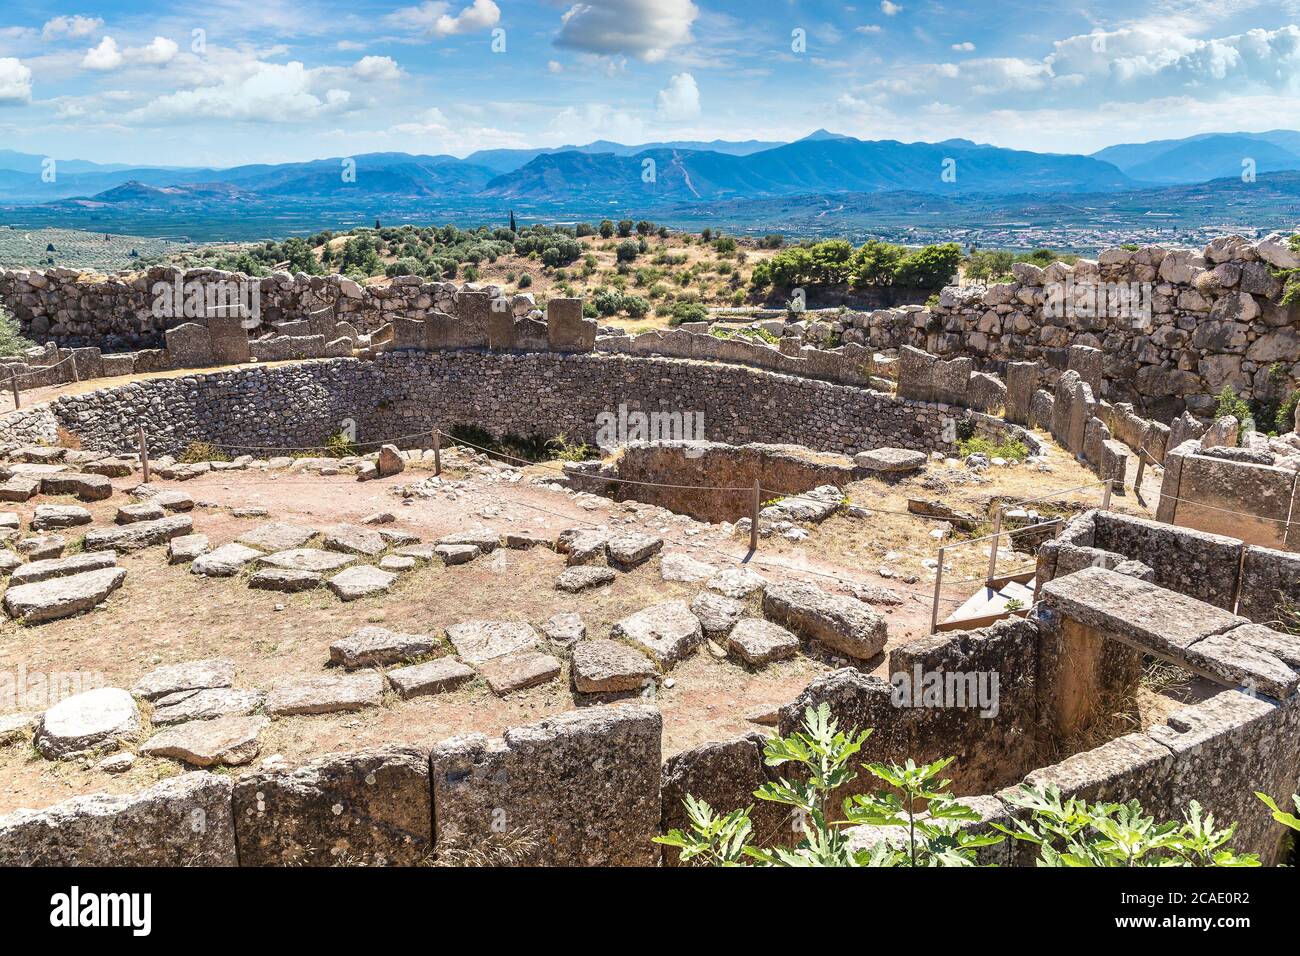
(9, 371, 18, 410)
(433, 428, 441, 476)
(930, 546, 946, 634)
(138, 425, 150, 483)
(749, 479, 760, 552)
(986, 506, 1003, 586)
(1101, 478, 1113, 511)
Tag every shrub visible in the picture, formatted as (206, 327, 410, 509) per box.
(957, 435, 1029, 461)
(0, 305, 34, 357)
(669, 301, 708, 325)
(178, 441, 232, 464)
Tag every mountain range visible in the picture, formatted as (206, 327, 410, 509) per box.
(1, 128, 1298, 239)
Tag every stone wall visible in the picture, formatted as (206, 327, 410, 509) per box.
(36, 351, 1032, 460)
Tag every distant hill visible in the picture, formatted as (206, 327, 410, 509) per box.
(1093, 131, 1300, 183)
(465, 137, 785, 173)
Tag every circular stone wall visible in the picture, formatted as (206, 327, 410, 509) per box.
(48, 351, 1030, 458)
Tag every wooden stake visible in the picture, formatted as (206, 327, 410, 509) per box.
(986, 505, 1003, 587)
(433, 428, 442, 476)
(138, 425, 150, 483)
(9, 370, 18, 410)
(749, 479, 760, 553)
(70, 354, 79, 384)
(931, 546, 946, 634)
(1102, 478, 1113, 511)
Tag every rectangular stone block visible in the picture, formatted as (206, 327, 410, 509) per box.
(897, 345, 936, 403)
(1092, 509, 1243, 609)
(933, 355, 973, 407)
(546, 298, 595, 352)
(453, 291, 492, 347)
(1067, 344, 1103, 397)
(1237, 545, 1300, 626)
(1028, 388, 1054, 430)
(1005, 362, 1039, 426)
(487, 299, 515, 350)
(164, 322, 213, 367)
(208, 314, 251, 365)
(392, 316, 427, 351)
(1173, 453, 1295, 550)
(430, 705, 661, 866)
(69, 346, 103, 380)
(100, 353, 135, 377)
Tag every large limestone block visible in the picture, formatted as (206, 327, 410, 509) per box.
(762, 579, 886, 660)
(546, 297, 596, 352)
(83, 514, 192, 552)
(611, 601, 703, 668)
(35, 687, 140, 758)
(3, 566, 127, 623)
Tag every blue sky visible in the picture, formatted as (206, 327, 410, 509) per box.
(0, 0, 1297, 167)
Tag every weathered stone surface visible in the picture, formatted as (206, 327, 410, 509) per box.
(330, 625, 438, 669)
(9, 550, 116, 586)
(375, 444, 405, 478)
(258, 547, 355, 572)
(430, 705, 661, 865)
(571, 639, 656, 693)
(854, 447, 927, 473)
(265, 672, 385, 715)
(3, 566, 126, 622)
(479, 650, 562, 695)
(141, 715, 268, 767)
(762, 579, 887, 660)
(1183, 625, 1299, 699)
(612, 601, 703, 668)
(323, 523, 387, 557)
(503, 531, 551, 550)
(237, 521, 318, 551)
(541, 611, 586, 645)
(0, 476, 40, 502)
(0, 711, 38, 745)
(852, 583, 904, 606)
(546, 297, 597, 352)
(378, 554, 415, 572)
(165, 322, 213, 366)
(0, 772, 237, 866)
(434, 543, 480, 565)
(115, 501, 165, 523)
(40, 472, 112, 501)
(690, 591, 745, 638)
(84, 513, 192, 553)
(16, 534, 65, 559)
(151, 687, 265, 724)
(556, 564, 616, 593)
(30, 504, 92, 530)
(659, 552, 718, 583)
(232, 746, 432, 866)
(133, 658, 235, 700)
(35, 687, 140, 758)
(727, 618, 800, 666)
(436, 527, 499, 553)
(557, 527, 609, 565)
(606, 532, 664, 568)
(706, 566, 766, 599)
(327, 564, 396, 601)
(446, 620, 539, 664)
(386, 657, 475, 698)
(191, 542, 263, 577)
(248, 567, 320, 592)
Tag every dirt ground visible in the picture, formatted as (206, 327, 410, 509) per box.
(0, 390, 1167, 814)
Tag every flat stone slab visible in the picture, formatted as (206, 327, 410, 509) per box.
(852, 583, 904, 607)
(394, 543, 438, 562)
(727, 618, 800, 666)
(504, 532, 551, 550)
(1182, 625, 1299, 699)
(35, 687, 140, 759)
(151, 688, 265, 725)
(607, 532, 664, 568)
(436, 528, 500, 553)
(30, 504, 92, 530)
(41, 472, 112, 501)
(0, 550, 18, 575)
(17, 534, 65, 559)
(323, 523, 387, 557)
(706, 567, 767, 599)
(265, 672, 385, 716)
(327, 564, 397, 601)
(762, 579, 887, 660)
(0, 476, 40, 502)
(141, 715, 268, 767)
(168, 533, 210, 565)
(133, 659, 235, 700)
(446, 620, 539, 664)
(379, 554, 415, 572)
(571, 639, 656, 693)
(387, 658, 476, 699)
(660, 552, 718, 583)
(0, 711, 39, 745)
(612, 601, 704, 669)
(761, 486, 843, 524)
(10, 550, 116, 587)
(556, 564, 616, 593)
(377, 528, 420, 547)
(479, 650, 562, 696)
(191, 543, 263, 577)
(855, 447, 928, 473)
(257, 547, 356, 572)
(0, 512, 17, 530)
(155, 491, 194, 512)
(115, 502, 165, 524)
(3, 566, 127, 623)
(330, 625, 438, 669)
(84, 514, 192, 553)
(434, 543, 480, 565)
(237, 521, 319, 551)
(541, 611, 586, 645)
(559, 529, 609, 566)
(690, 591, 745, 638)
(248, 568, 321, 592)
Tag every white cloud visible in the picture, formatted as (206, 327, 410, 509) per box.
(547, 59, 563, 73)
(81, 37, 123, 71)
(0, 57, 32, 104)
(353, 55, 402, 82)
(555, 0, 698, 62)
(547, 102, 646, 143)
(880, 2, 902, 16)
(386, 0, 501, 38)
(655, 72, 700, 121)
(951, 41, 975, 52)
(127, 61, 353, 123)
(42, 15, 104, 41)
(135, 37, 179, 65)
(855, 26, 882, 35)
